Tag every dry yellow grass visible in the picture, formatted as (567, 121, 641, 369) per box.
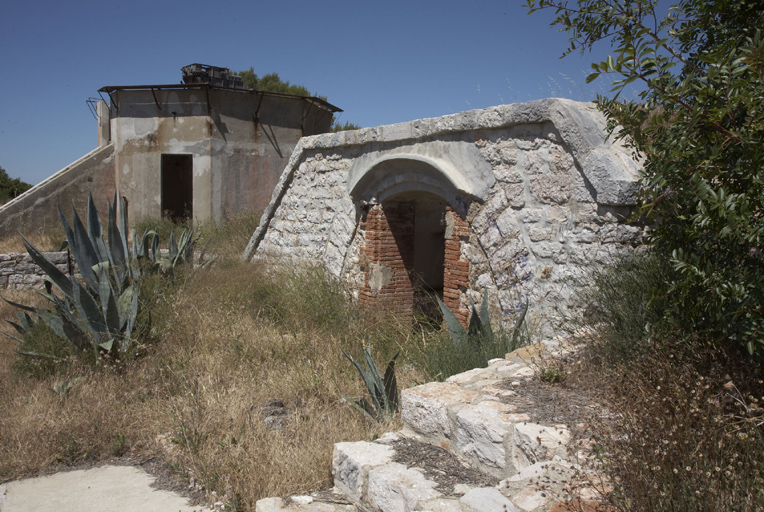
(0, 261, 420, 510)
(0, 228, 63, 254)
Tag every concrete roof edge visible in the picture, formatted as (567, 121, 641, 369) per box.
(297, 98, 600, 150)
(0, 144, 115, 217)
(242, 98, 641, 258)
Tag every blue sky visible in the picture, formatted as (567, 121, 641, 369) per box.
(0, 0, 632, 186)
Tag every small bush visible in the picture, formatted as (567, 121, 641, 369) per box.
(575, 250, 764, 511)
(577, 250, 672, 362)
(13, 321, 79, 379)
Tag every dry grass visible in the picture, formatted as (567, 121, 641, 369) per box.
(0, 228, 63, 253)
(576, 340, 764, 511)
(0, 259, 422, 510)
(0, 211, 530, 510)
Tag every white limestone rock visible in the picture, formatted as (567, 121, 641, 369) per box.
(332, 441, 394, 502)
(401, 382, 478, 436)
(513, 424, 571, 469)
(455, 403, 514, 469)
(367, 462, 441, 512)
(459, 488, 520, 512)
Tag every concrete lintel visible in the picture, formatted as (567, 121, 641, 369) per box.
(347, 140, 495, 203)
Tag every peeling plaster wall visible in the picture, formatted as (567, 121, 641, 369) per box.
(246, 99, 643, 336)
(111, 88, 333, 224)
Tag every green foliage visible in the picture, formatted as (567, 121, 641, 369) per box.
(235, 68, 360, 132)
(436, 288, 527, 349)
(421, 290, 529, 380)
(527, 0, 764, 354)
(331, 121, 362, 132)
(539, 365, 566, 383)
(2, 193, 143, 361)
(579, 250, 673, 361)
(2, 192, 198, 365)
(0, 166, 32, 204)
(340, 344, 399, 422)
(237, 68, 313, 96)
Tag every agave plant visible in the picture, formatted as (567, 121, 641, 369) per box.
(340, 344, 399, 422)
(436, 288, 528, 348)
(2, 192, 144, 360)
(132, 225, 200, 274)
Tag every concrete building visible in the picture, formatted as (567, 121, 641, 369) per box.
(0, 65, 340, 237)
(243, 99, 643, 335)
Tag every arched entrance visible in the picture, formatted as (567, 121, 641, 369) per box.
(349, 151, 489, 326)
(357, 193, 471, 326)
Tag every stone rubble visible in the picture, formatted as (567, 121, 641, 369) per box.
(255, 343, 610, 512)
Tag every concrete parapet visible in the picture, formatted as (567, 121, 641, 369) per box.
(0, 145, 116, 240)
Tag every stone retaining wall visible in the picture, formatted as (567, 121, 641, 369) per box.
(0, 252, 74, 290)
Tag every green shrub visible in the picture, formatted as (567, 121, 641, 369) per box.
(578, 250, 673, 362)
(2, 193, 195, 368)
(527, 0, 764, 354)
(414, 290, 529, 381)
(340, 345, 399, 422)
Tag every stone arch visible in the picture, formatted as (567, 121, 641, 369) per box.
(347, 140, 495, 204)
(354, 155, 474, 325)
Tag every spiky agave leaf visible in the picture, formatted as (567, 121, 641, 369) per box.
(436, 294, 467, 347)
(340, 344, 399, 421)
(383, 351, 399, 413)
(340, 344, 382, 415)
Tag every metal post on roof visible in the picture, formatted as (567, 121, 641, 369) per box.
(301, 98, 315, 136)
(253, 91, 265, 129)
(108, 91, 119, 113)
(150, 88, 161, 110)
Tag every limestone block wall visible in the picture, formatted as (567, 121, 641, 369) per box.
(244, 99, 643, 335)
(0, 251, 74, 290)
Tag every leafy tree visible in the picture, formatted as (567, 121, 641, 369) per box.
(0, 167, 32, 205)
(235, 68, 361, 132)
(331, 120, 362, 132)
(526, 1, 764, 353)
(237, 68, 312, 96)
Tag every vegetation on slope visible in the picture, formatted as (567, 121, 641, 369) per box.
(526, 1, 764, 509)
(0, 211, 527, 510)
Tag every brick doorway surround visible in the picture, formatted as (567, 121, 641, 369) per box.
(358, 201, 470, 326)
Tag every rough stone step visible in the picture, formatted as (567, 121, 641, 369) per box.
(256, 342, 610, 512)
(399, 346, 573, 481)
(255, 488, 357, 512)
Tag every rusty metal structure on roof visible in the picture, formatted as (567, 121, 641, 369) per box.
(181, 63, 244, 89)
(0, 64, 344, 238)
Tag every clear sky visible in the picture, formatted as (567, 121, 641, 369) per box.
(0, 0, 633, 186)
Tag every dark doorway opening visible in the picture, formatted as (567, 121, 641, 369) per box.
(383, 192, 447, 327)
(411, 195, 447, 327)
(161, 154, 193, 222)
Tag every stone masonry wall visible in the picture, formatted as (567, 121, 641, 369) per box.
(245, 99, 643, 336)
(0, 252, 74, 290)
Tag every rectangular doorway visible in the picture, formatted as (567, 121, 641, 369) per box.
(161, 154, 193, 222)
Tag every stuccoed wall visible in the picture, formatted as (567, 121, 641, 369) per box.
(0, 145, 115, 239)
(244, 99, 643, 335)
(110, 88, 334, 224)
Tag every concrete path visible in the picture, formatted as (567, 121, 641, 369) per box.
(0, 465, 213, 512)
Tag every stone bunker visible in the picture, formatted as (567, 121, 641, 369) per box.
(244, 98, 643, 335)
